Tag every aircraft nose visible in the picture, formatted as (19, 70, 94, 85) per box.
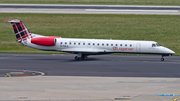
(166, 48, 175, 54)
(161, 47, 175, 55)
(170, 50, 175, 54)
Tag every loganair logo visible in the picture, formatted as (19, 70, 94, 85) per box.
(113, 47, 134, 51)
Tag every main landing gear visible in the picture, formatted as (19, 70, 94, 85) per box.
(74, 53, 88, 61)
(74, 56, 87, 61)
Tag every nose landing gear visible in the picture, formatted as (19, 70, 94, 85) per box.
(161, 55, 165, 61)
(161, 54, 172, 61)
(161, 57, 164, 61)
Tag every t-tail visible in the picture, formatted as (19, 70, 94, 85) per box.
(6, 19, 34, 43)
(7, 19, 60, 48)
(6, 19, 46, 45)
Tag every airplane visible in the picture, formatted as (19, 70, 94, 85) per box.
(7, 19, 175, 61)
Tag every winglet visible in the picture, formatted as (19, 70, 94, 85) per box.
(6, 19, 21, 23)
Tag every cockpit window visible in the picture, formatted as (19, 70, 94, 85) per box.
(152, 44, 156, 47)
(152, 43, 161, 47)
(156, 43, 161, 46)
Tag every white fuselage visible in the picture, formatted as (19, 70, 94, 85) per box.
(25, 38, 175, 55)
(7, 19, 175, 61)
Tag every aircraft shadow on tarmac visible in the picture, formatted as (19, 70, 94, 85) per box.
(29, 57, 173, 63)
(66, 58, 101, 62)
(29, 57, 100, 62)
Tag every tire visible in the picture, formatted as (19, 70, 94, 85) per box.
(75, 56, 78, 61)
(78, 57, 82, 60)
(161, 58, 164, 61)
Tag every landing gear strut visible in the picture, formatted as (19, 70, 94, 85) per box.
(161, 55, 164, 61)
(75, 56, 82, 61)
(74, 53, 88, 61)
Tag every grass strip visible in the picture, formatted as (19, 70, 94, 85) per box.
(0, 13, 179, 55)
(5, 73, 11, 77)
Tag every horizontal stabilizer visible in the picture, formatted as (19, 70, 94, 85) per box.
(6, 19, 21, 23)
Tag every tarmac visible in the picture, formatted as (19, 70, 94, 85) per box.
(1, 4, 180, 15)
(0, 53, 180, 101)
(0, 76, 180, 101)
(0, 53, 179, 77)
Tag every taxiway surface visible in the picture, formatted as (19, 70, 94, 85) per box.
(0, 53, 179, 77)
(0, 4, 180, 15)
(1, 54, 180, 101)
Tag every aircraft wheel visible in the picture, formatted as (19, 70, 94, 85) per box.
(82, 55, 87, 60)
(85, 56, 88, 59)
(78, 57, 82, 60)
(75, 56, 78, 61)
(161, 58, 164, 61)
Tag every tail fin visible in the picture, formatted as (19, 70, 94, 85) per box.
(7, 19, 32, 43)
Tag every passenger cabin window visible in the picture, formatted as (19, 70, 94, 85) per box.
(130, 44, 132, 47)
(60, 42, 63, 44)
(102, 43, 104, 46)
(74, 42, 76, 45)
(88, 43, 90, 45)
(69, 42, 71, 45)
(116, 44, 118, 46)
(83, 43, 85, 45)
(78, 43, 80, 45)
(97, 43, 99, 46)
(65, 42, 67, 44)
(107, 44, 108, 46)
(120, 44, 122, 46)
(125, 44, 127, 47)
(111, 44, 113, 46)
(93, 43, 95, 45)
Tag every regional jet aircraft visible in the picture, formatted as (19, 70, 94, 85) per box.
(7, 19, 175, 61)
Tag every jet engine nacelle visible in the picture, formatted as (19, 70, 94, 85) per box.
(31, 36, 60, 46)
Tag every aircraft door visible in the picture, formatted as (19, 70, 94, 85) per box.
(136, 43, 141, 52)
(87, 42, 91, 48)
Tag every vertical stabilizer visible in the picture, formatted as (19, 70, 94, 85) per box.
(6, 19, 32, 43)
